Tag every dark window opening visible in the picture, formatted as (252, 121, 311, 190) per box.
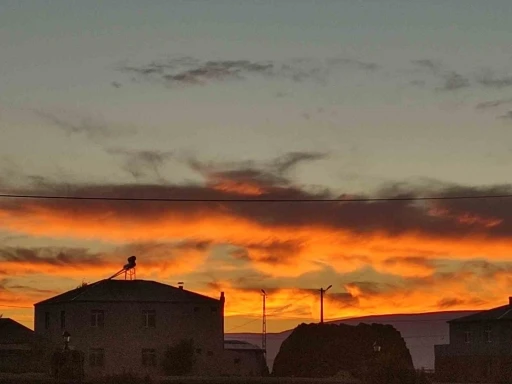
(207, 350, 213, 356)
(211, 306, 217, 313)
(485, 327, 492, 343)
(60, 311, 66, 329)
(142, 310, 156, 328)
(464, 331, 471, 344)
(142, 349, 157, 367)
(89, 348, 105, 367)
(91, 310, 105, 328)
(44, 312, 50, 329)
(195, 348, 202, 354)
(234, 358, 241, 364)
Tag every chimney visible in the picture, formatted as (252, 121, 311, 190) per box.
(178, 282, 184, 290)
(220, 291, 225, 303)
(509, 297, 512, 306)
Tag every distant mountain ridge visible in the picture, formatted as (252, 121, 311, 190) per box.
(226, 310, 478, 372)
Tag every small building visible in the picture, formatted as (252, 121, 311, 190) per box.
(435, 297, 512, 383)
(0, 318, 52, 373)
(34, 279, 225, 378)
(223, 340, 268, 376)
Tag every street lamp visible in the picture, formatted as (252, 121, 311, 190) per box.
(261, 290, 267, 353)
(320, 285, 332, 324)
(62, 331, 71, 350)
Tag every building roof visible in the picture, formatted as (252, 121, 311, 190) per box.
(35, 279, 221, 306)
(224, 339, 263, 351)
(449, 300, 512, 323)
(0, 318, 36, 344)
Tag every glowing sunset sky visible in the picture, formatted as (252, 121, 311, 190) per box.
(2, 0, 512, 332)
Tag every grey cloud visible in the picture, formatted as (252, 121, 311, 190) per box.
(498, 111, 512, 120)
(107, 148, 173, 182)
(117, 56, 381, 88)
(0, 241, 213, 275)
(326, 58, 381, 71)
(273, 151, 327, 176)
(33, 111, 133, 143)
(411, 59, 470, 91)
(0, 246, 103, 266)
(475, 99, 512, 110)
(477, 71, 512, 89)
(439, 71, 470, 91)
(412, 59, 442, 73)
(120, 59, 274, 87)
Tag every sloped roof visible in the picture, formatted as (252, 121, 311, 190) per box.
(35, 279, 220, 305)
(449, 303, 512, 323)
(0, 318, 35, 344)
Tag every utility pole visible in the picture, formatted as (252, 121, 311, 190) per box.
(261, 289, 267, 354)
(320, 285, 332, 324)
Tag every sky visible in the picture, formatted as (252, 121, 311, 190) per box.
(1, 0, 512, 333)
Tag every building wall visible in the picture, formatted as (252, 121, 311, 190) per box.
(223, 349, 267, 377)
(447, 321, 512, 355)
(435, 321, 512, 382)
(436, 355, 512, 383)
(35, 299, 224, 377)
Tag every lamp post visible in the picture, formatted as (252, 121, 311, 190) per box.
(62, 331, 71, 351)
(320, 285, 332, 324)
(261, 289, 267, 353)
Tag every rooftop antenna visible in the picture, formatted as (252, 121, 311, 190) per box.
(108, 256, 137, 280)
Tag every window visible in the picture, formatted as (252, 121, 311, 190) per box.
(211, 306, 217, 313)
(44, 312, 50, 329)
(464, 331, 471, 344)
(485, 326, 492, 343)
(142, 310, 156, 328)
(193, 307, 199, 313)
(142, 349, 157, 367)
(60, 311, 66, 329)
(89, 348, 105, 367)
(234, 358, 241, 364)
(91, 310, 105, 327)
(195, 348, 202, 354)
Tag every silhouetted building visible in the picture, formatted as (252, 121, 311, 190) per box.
(0, 318, 52, 373)
(223, 340, 268, 376)
(435, 297, 512, 383)
(34, 279, 225, 378)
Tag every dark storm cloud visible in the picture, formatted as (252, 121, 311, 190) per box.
(107, 148, 173, 182)
(3, 152, 512, 258)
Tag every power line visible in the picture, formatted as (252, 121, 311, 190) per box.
(1, 193, 512, 203)
(0, 304, 32, 309)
